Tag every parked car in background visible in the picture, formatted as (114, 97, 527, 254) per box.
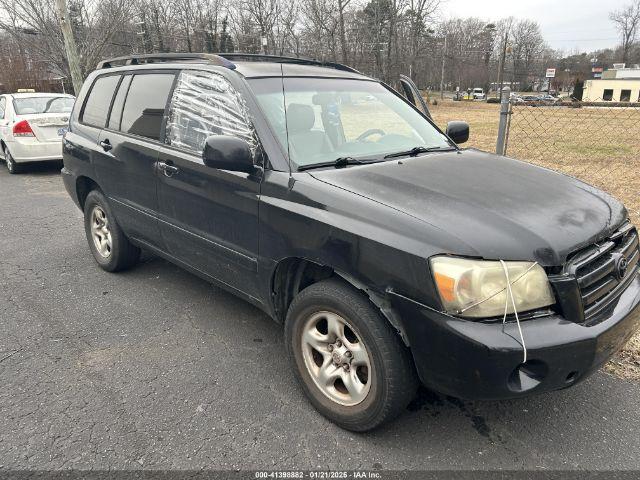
(539, 94, 560, 103)
(472, 87, 486, 100)
(0, 92, 75, 173)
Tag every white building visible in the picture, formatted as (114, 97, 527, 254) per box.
(582, 65, 640, 102)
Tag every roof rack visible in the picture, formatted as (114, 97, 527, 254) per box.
(218, 53, 361, 74)
(96, 53, 236, 70)
(96, 52, 360, 74)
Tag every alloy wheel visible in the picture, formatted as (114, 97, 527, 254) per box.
(90, 206, 113, 258)
(301, 311, 372, 406)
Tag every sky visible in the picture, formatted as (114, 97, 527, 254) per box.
(444, 0, 628, 53)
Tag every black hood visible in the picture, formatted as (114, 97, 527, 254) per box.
(309, 149, 627, 266)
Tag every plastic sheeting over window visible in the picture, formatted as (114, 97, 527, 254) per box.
(165, 70, 257, 155)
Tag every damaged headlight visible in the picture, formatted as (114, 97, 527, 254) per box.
(430, 256, 555, 318)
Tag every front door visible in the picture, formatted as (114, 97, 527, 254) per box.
(156, 69, 261, 297)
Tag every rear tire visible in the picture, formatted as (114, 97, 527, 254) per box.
(83, 189, 140, 272)
(5, 150, 21, 174)
(285, 278, 417, 432)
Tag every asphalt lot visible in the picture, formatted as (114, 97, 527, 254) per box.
(1, 162, 640, 472)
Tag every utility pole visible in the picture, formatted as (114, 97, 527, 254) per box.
(55, 0, 83, 95)
(496, 31, 509, 101)
(440, 36, 447, 100)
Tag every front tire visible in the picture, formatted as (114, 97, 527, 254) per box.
(83, 190, 140, 272)
(285, 278, 417, 431)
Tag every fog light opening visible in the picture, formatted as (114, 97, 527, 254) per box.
(508, 360, 548, 393)
(565, 371, 579, 384)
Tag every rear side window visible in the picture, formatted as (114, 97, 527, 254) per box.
(120, 73, 175, 141)
(108, 75, 132, 130)
(82, 75, 120, 128)
(0, 97, 5, 119)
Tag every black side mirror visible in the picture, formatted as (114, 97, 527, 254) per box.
(446, 121, 469, 144)
(203, 135, 254, 173)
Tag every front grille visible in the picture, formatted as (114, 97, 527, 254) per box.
(566, 221, 639, 319)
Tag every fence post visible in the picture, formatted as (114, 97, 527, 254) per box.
(496, 86, 511, 156)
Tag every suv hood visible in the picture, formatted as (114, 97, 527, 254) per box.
(309, 149, 627, 266)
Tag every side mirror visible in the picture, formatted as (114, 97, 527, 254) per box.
(203, 135, 254, 173)
(446, 121, 469, 144)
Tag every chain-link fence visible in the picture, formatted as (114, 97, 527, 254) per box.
(497, 96, 640, 220)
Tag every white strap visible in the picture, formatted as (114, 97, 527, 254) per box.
(500, 260, 528, 364)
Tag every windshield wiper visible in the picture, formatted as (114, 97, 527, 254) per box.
(383, 146, 456, 159)
(297, 157, 366, 171)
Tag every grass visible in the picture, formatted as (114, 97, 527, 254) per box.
(428, 98, 640, 381)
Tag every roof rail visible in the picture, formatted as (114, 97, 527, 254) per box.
(95, 52, 360, 75)
(96, 53, 236, 70)
(217, 53, 361, 74)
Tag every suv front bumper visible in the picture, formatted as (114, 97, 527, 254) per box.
(393, 270, 640, 400)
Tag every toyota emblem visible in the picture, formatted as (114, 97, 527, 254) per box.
(617, 256, 629, 279)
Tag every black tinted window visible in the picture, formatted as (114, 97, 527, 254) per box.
(121, 74, 175, 140)
(108, 75, 132, 130)
(82, 75, 120, 128)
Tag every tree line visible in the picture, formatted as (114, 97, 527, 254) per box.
(0, 0, 639, 95)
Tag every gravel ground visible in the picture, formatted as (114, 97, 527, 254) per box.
(1, 162, 640, 472)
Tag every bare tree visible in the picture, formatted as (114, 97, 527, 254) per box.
(610, 0, 640, 64)
(0, 0, 131, 91)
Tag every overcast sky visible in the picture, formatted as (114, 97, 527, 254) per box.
(444, 0, 627, 53)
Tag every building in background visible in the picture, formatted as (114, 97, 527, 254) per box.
(582, 65, 640, 102)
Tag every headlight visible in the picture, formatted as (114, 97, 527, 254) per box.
(430, 256, 555, 318)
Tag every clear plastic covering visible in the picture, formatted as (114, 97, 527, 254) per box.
(165, 70, 257, 155)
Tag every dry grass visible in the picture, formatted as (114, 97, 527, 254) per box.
(429, 98, 640, 381)
(429, 99, 501, 152)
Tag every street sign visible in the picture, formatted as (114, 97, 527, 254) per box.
(545, 68, 556, 78)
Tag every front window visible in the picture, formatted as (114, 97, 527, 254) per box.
(165, 70, 256, 154)
(248, 77, 451, 169)
(14, 96, 74, 115)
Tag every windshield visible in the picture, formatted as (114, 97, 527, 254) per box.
(247, 77, 451, 168)
(13, 96, 74, 115)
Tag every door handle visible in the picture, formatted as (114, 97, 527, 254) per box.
(99, 139, 112, 152)
(158, 161, 179, 177)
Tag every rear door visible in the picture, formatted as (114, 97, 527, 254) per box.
(155, 69, 261, 296)
(94, 71, 176, 248)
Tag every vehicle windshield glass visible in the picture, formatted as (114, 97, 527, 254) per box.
(247, 77, 451, 168)
(13, 96, 74, 115)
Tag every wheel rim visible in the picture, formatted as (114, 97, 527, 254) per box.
(90, 206, 112, 258)
(301, 311, 372, 406)
(6, 154, 14, 172)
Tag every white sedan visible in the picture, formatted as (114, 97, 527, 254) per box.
(0, 92, 75, 174)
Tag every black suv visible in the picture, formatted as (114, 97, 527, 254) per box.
(62, 53, 640, 431)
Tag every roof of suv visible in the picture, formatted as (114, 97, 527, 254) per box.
(233, 61, 369, 80)
(94, 53, 372, 81)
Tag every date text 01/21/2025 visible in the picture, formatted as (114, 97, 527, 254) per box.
(254, 472, 382, 479)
